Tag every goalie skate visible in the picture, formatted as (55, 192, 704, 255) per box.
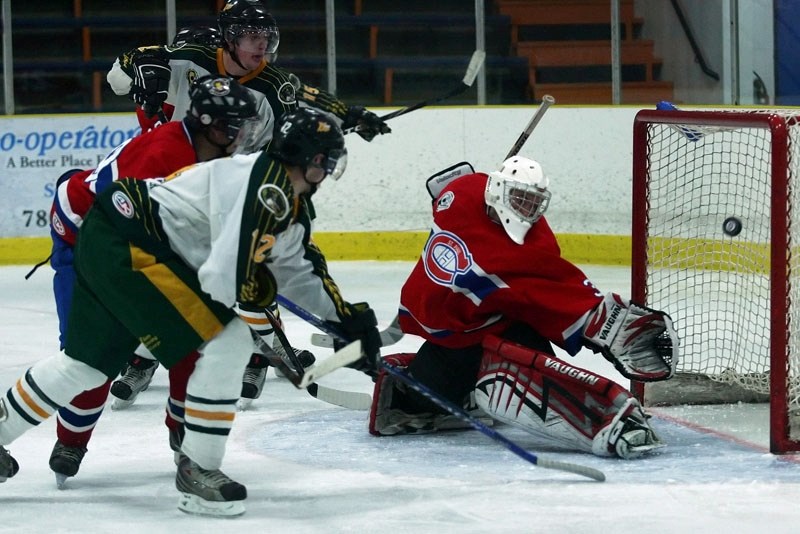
(176, 456, 246, 517)
(592, 398, 665, 459)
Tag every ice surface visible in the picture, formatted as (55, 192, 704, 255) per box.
(0, 263, 798, 533)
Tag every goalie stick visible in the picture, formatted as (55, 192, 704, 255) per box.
(344, 50, 486, 135)
(505, 94, 555, 160)
(311, 314, 403, 349)
(275, 295, 606, 482)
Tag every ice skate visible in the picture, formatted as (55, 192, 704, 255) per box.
(0, 445, 19, 483)
(593, 398, 665, 459)
(0, 400, 19, 483)
(237, 354, 267, 410)
(110, 357, 159, 410)
(49, 440, 87, 489)
(176, 456, 246, 517)
(271, 343, 316, 379)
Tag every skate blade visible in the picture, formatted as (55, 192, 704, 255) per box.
(178, 492, 245, 517)
(110, 396, 137, 411)
(236, 398, 254, 411)
(55, 472, 69, 490)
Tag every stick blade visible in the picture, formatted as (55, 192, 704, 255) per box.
(462, 50, 486, 87)
(298, 340, 363, 389)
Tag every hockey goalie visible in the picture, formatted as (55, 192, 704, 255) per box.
(369, 156, 678, 459)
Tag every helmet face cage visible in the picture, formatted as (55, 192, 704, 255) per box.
(503, 180, 551, 223)
(219, 1, 280, 54)
(484, 156, 551, 244)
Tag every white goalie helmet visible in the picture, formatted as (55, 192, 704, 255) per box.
(484, 156, 551, 244)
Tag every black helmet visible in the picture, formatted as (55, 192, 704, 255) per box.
(269, 108, 348, 181)
(172, 26, 222, 48)
(186, 75, 259, 146)
(218, 0, 280, 54)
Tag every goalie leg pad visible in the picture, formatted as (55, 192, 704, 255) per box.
(583, 292, 678, 382)
(369, 353, 492, 436)
(476, 335, 663, 459)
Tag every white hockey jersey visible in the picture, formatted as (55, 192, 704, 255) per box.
(149, 151, 343, 322)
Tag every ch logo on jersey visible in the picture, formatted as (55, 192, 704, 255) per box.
(186, 70, 199, 86)
(257, 184, 289, 221)
(111, 191, 135, 219)
(424, 231, 472, 285)
(51, 212, 66, 236)
(423, 230, 509, 305)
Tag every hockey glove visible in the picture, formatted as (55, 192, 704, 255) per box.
(342, 105, 391, 142)
(238, 263, 278, 309)
(582, 293, 679, 382)
(129, 49, 171, 118)
(333, 302, 382, 377)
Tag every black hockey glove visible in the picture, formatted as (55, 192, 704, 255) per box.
(238, 263, 278, 309)
(342, 105, 391, 142)
(333, 302, 381, 377)
(129, 50, 171, 118)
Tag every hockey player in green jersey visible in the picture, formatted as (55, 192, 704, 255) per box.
(0, 107, 382, 517)
(106, 0, 389, 408)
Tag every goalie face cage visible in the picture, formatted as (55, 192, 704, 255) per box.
(631, 109, 800, 454)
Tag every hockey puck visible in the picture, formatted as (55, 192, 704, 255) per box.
(722, 217, 742, 237)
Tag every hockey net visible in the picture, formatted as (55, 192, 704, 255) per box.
(632, 108, 800, 453)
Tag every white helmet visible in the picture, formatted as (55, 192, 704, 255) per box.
(484, 156, 551, 244)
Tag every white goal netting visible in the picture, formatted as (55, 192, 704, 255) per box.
(634, 110, 800, 439)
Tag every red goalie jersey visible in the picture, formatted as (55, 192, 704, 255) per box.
(398, 172, 604, 354)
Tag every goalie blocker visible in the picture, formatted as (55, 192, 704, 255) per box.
(370, 335, 664, 460)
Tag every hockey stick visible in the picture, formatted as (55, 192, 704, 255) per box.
(252, 333, 362, 390)
(380, 362, 605, 482)
(505, 94, 555, 160)
(345, 50, 486, 135)
(246, 333, 369, 410)
(311, 314, 403, 349)
(262, 306, 372, 410)
(276, 295, 606, 482)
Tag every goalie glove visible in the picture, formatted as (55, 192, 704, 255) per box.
(129, 49, 171, 118)
(582, 293, 678, 382)
(342, 105, 391, 142)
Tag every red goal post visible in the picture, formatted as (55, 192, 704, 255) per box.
(631, 108, 800, 453)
